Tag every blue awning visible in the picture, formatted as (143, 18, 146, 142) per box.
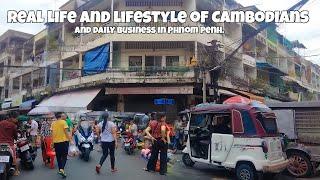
(19, 99, 37, 111)
(256, 62, 287, 76)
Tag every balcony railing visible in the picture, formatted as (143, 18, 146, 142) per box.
(61, 66, 193, 82)
(62, 69, 81, 81)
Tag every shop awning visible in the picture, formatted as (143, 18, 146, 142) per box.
(235, 90, 265, 103)
(256, 62, 287, 76)
(36, 89, 101, 113)
(218, 89, 237, 96)
(105, 86, 193, 95)
(28, 106, 57, 115)
(19, 99, 37, 111)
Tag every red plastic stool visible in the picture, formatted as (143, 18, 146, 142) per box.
(44, 137, 56, 169)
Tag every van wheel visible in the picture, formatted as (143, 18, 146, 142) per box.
(287, 151, 313, 177)
(182, 153, 195, 167)
(236, 163, 256, 180)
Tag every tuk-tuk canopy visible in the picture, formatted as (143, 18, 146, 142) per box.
(191, 103, 253, 113)
(190, 103, 274, 137)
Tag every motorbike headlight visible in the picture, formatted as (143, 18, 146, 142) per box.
(80, 137, 86, 142)
(87, 136, 93, 142)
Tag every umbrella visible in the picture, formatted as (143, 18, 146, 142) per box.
(28, 106, 52, 115)
(250, 100, 272, 112)
(223, 95, 251, 104)
(17, 115, 30, 122)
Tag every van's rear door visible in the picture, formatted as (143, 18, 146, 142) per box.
(257, 112, 284, 161)
(263, 137, 284, 161)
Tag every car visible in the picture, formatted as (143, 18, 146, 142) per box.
(182, 103, 288, 180)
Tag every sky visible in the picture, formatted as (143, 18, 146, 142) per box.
(0, 0, 319, 63)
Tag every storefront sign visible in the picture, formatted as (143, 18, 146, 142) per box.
(154, 98, 175, 105)
(106, 86, 194, 95)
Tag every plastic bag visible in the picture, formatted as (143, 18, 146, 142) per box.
(68, 145, 79, 157)
(141, 148, 151, 160)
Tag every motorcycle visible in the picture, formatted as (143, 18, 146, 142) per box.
(0, 144, 15, 180)
(123, 132, 136, 155)
(75, 121, 94, 161)
(16, 138, 36, 170)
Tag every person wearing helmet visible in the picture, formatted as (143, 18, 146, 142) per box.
(74, 115, 86, 147)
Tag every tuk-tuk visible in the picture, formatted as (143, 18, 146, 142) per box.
(182, 103, 288, 180)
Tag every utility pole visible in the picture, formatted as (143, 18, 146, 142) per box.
(202, 66, 206, 103)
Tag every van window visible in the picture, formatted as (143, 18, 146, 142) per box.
(256, 112, 278, 134)
(241, 111, 257, 135)
(208, 113, 232, 134)
(190, 114, 207, 127)
(232, 110, 244, 134)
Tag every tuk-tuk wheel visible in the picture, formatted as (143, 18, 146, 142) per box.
(235, 163, 256, 180)
(182, 153, 195, 167)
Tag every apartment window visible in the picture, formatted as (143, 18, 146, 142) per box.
(166, 56, 179, 67)
(0, 63, 3, 77)
(7, 57, 11, 65)
(5, 89, 8, 98)
(129, 56, 142, 71)
(145, 56, 162, 71)
(13, 78, 20, 90)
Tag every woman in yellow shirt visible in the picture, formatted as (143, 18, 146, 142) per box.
(51, 112, 72, 178)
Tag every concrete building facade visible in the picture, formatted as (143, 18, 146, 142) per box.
(1, 0, 319, 117)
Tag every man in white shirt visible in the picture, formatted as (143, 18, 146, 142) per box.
(28, 118, 39, 148)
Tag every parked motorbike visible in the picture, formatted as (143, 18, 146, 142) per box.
(16, 138, 36, 170)
(0, 144, 15, 180)
(75, 121, 94, 161)
(123, 132, 136, 155)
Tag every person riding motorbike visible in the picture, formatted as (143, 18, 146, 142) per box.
(129, 119, 138, 145)
(75, 115, 94, 160)
(0, 113, 19, 176)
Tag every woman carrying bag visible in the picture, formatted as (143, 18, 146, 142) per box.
(96, 112, 118, 174)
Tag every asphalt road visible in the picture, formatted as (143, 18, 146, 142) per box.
(10, 145, 319, 180)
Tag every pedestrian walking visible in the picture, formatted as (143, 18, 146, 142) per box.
(144, 113, 170, 175)
(95, 112, 118, 174)
(51, 112, 73, 178)
(28, 117, 39, 148)
(173, 117, 183, 153)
